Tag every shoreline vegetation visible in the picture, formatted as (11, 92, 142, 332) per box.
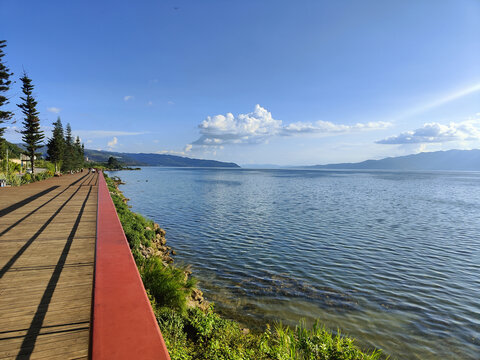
(105, 173, 384, 360)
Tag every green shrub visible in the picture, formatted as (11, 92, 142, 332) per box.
(21, 173, 32, 184)
(0, 160, 21, 173)
(7, 173, 21, 186)
(141, 257, 196, 313)
(35, 159, 55, 173)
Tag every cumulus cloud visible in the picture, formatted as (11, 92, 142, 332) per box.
(124, 95, 134, 102)
(47, 107, 61, 114)
(192, 104, 390, 147)
(107, 137, 118, 149)
(376, 119, 480, 144)
(193, 104, 281, 146)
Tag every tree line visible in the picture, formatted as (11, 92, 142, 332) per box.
(0, 39, 85, 175)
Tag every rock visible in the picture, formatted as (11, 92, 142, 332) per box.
(171, 249, 176, 255)
(184, 269, 192, 282)
(242, 328, 250, 335)
(145, 226, 152, 231)
(155, 234, 167, 245)
(187, 288, 210, 311)
(192, 288, 203, 300)
(156, 227, 166, 237)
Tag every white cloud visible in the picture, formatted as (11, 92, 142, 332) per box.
(282, 120, 390, 135)
(124, 95, 134, 102)
(154, 144, 192, 157)
(155, 149, 188, 156)
(376, 119, 480, 144)
(192, 104, 391, 147)
(47, 107, 61, 114)
(107, 137, 118, 149)
(74, 130, 146, 138)
(193, 104, 282, 146)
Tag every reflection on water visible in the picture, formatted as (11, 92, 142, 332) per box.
(109, 168, 480, 359)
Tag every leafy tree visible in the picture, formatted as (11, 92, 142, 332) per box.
(0, 40, 14, 157)
(62, 123, 74, 172)
(46, 117, 65, 172)
(107, 156, 121, 169)
(18, 72, 44, 174)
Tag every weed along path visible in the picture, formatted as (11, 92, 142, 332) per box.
(0, 172, 98, 359)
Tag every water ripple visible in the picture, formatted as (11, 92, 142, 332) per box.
(109, 168, 480, 360)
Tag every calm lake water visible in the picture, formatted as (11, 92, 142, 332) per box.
(109, 167, 480, 359)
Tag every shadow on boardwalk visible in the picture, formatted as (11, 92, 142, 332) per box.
(0, 172, 98, 359)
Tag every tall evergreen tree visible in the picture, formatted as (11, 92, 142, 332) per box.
(62, 123, 74, 172)
(46, 117, 65, 173)
(0, 40, 14, 156)
(18, 72, 44, 174)
(74, 136, 82, 169)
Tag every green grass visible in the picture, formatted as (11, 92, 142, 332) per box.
(142, 257, 196, 312)
(105, 174, 384, 360)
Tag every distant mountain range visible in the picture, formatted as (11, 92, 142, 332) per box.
(10, 141, 480, 170)
(12, 143, 240, 168)
(84, 149, 240, 168)
(309, 149, 480, 171)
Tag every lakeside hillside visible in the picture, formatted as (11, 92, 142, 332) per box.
(309, 149, 480, 171)
(84, 150, 240, 168)
(13, 143, 240, 168)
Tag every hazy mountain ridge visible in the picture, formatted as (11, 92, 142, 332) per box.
(310, 149, 480, 171)
(84, 149, 240, 168)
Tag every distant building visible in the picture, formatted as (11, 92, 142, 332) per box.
(20, 154, 36, 168)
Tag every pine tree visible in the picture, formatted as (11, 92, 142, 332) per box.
(62, 123, 74, 172)
(0, 40, 14, 156)
(74, 136, 82, 169)
(18, 72, 44, 174)
(46, 117, 65, 173)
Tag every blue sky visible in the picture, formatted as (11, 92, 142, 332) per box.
(2, 0, 480, 165)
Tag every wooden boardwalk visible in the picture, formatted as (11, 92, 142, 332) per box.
(0, 172, 98, 360)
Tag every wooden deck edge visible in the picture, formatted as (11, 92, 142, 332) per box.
(91, 171, 170, 359)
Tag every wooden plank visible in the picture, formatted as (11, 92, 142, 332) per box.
(0, 172, 97, 359)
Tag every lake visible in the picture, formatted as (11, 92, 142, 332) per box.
(108, 167, 480, 359)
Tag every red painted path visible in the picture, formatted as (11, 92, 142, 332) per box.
(92, 171, 170, 359)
